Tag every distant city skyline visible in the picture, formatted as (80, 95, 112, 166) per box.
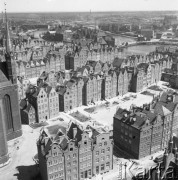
(1, 0, 178, 13)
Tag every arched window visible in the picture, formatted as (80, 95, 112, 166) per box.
(3, 95, 13, 133)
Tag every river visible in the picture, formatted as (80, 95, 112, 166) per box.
(113, 35, 173, 58)
(118, 45, 160, 57)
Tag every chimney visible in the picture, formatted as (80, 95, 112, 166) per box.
(93, 121, 95, 127)
(73, 128, 77, 139)
(124, 113, 128, 118)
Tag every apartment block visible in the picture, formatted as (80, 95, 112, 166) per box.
(113, 91, 178, 159)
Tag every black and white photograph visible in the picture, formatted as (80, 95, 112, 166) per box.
(0, 0, 178, 179)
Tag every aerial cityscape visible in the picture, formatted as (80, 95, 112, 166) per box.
(1, 0, 178, 180)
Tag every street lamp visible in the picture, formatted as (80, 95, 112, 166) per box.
(117, 159, 127, 180)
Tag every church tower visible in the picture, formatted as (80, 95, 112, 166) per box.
(0, 6, 22, 166)
(4, 9, 17, 84)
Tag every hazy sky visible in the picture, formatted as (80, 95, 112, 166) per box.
(2, 0, 178, 12)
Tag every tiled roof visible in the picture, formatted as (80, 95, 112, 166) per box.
(57, 86, 66, 95)
(20, 99, 27, 110)
(65, 80, 75, 88)
(24, 103, 34, 113)
(43, 84, 52, 95)
(131, 115, 145, 129)
(97, 31, 106, 37)
(100, 38, 107, 45)
(137, 63, 149, 71)
(67, 122, 83, 143)
(46, 124, 67, 138)
(112, 57, 124, 68)
(59, 136, 68, 150)
(0, 69, 8, 83)
(154, 102, 172, 116)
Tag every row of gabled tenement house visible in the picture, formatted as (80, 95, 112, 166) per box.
(14, 45, 121, 79)
(113, 91, 178, 159)
(19, 52, 174, 123)
(37, 122, 113, 180)
(14, 45, 173, 93)
(12, 41, 173, 79)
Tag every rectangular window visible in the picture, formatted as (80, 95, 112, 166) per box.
(101, 164, 105, 171)
(104, 141, 107, 146)
(88, 169, 91, 176)
(74, 174, 77, 179)
(96, 166, 99, 174)
(67, 162, 71, 167)
(67, 169, 71, 174)
(96, 151, 99, 155)
(101, 149, 105, 154)
(73, 153, 76, 158)
(83, 163, 86, 168)
(73, 167, 77, 172)
(96, 158, 99, 163)
(99, 143, 102, 147)
(88, 162, 91, 167)
(88, 155, 91, 160)
(107, 147, 110, 152)
(80, 172, 84, 178)
(80, 148, 83, 154)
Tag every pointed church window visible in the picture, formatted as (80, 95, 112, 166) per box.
(3, 95, 13, 132)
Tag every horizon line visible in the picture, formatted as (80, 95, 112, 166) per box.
(5, 10, 178, 13)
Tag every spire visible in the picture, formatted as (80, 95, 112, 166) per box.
(4, 3, 12, 54)
(2, 11, 4, 24)
(4, 2, 17, 84)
